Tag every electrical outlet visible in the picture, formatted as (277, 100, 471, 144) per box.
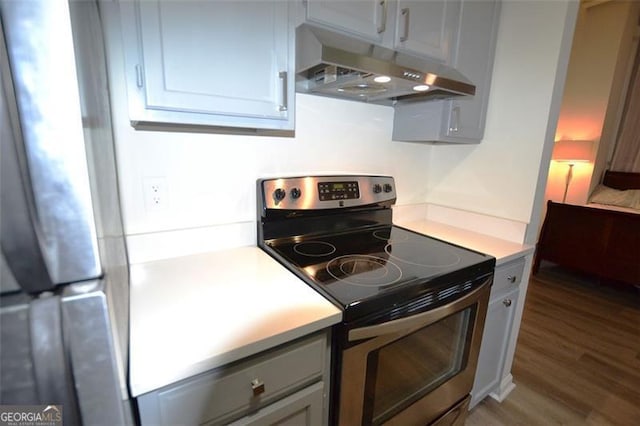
(143, 177, 168, 211)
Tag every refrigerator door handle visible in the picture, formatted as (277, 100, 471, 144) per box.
(29, 295, 80, 425)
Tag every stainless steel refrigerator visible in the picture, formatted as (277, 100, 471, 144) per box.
(1, 1, 133, 424)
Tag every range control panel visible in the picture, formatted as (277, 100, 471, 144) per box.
(260, 175, 396, 211)
(318, 181, 360, 201)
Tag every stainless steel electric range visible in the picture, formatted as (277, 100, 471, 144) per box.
(257, 175, 495, 426)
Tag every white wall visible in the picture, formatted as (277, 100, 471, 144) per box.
(422, 0, 576, 224)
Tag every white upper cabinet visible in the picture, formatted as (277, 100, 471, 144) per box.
(444, 0, 500, 141)
(302, 0, 459, 64)
(392, 0, 501, 143)
(393, 0, 460, 63)
(119, 0, 295, 132)
(304, 0, 389, 44)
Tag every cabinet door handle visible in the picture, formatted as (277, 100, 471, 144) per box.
(449, 105, 460, 132)
(503, 299, 512, 307)
(507, 275, 517, 283)
(251, 379, 265, 396)
(400, 8, 410, 42)
(279, 71, 288, 112)
(377, 0, 388, 34)
(135, 64, 144, 88)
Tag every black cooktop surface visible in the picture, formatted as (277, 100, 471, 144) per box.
(266, 225, 495, 321)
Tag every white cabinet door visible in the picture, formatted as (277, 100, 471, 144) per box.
(229, 382, 324, 426)
(120, 0, 294, 131)
(471, 286, 519, 408)
(444, 0, 501, 141)
(394, 0, 460, 63)
(304, 0, 461, 61)
(392, 0, 500, 143)
(305, 0, 388, 43)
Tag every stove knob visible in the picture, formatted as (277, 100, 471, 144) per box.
(290, 187, 301, 199)
(383, 183, 393, 193)
(373, 184, 382, 194)
(273, 188, 286, 201)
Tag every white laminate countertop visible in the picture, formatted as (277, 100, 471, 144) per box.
(394, 218, 534, 265)
(128, 246, 342, 397)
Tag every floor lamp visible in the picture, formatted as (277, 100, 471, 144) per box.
(552, 139, 594, 203)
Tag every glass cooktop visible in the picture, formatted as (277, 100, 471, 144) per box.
(266, 225, 495, 321)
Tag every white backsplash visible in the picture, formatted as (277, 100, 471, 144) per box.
(110, 92, 432, 240)
(126, 222, 256, 264)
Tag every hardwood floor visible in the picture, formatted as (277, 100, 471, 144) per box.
(466, 265, 640, 425)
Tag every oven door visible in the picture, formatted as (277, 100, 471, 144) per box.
(338, 277, 491, 426)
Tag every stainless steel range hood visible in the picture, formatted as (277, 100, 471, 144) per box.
(296, 24, 475, 104)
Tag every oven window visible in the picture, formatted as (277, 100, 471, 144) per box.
(365, 307, 474, 425)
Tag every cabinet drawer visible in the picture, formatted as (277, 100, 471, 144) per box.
(492, 259, 525, 295)
(228, 381, 324, 426)
(137, 333, 327, 426)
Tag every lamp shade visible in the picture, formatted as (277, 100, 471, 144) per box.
(552, 139, 594, 162)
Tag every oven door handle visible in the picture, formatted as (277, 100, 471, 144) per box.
(348, 279, 491, 342)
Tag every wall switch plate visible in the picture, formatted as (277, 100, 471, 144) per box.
(143, 177, 168, 211)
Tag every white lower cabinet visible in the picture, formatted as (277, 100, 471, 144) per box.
(228, 382, 323, 426)
(136, 332, 329, 425)
(471, 258, 524, 408)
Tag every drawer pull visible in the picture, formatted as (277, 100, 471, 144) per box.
(503, 299, 512, 307)
(251, 379, 265, 396)
(507, 275, 517, 284)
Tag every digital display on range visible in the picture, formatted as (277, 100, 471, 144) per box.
(318, 181, 359, 201)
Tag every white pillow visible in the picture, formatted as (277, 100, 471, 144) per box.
(589, 184, 640, 210)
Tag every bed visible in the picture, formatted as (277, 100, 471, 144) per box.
(533, 170, 640, 288)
